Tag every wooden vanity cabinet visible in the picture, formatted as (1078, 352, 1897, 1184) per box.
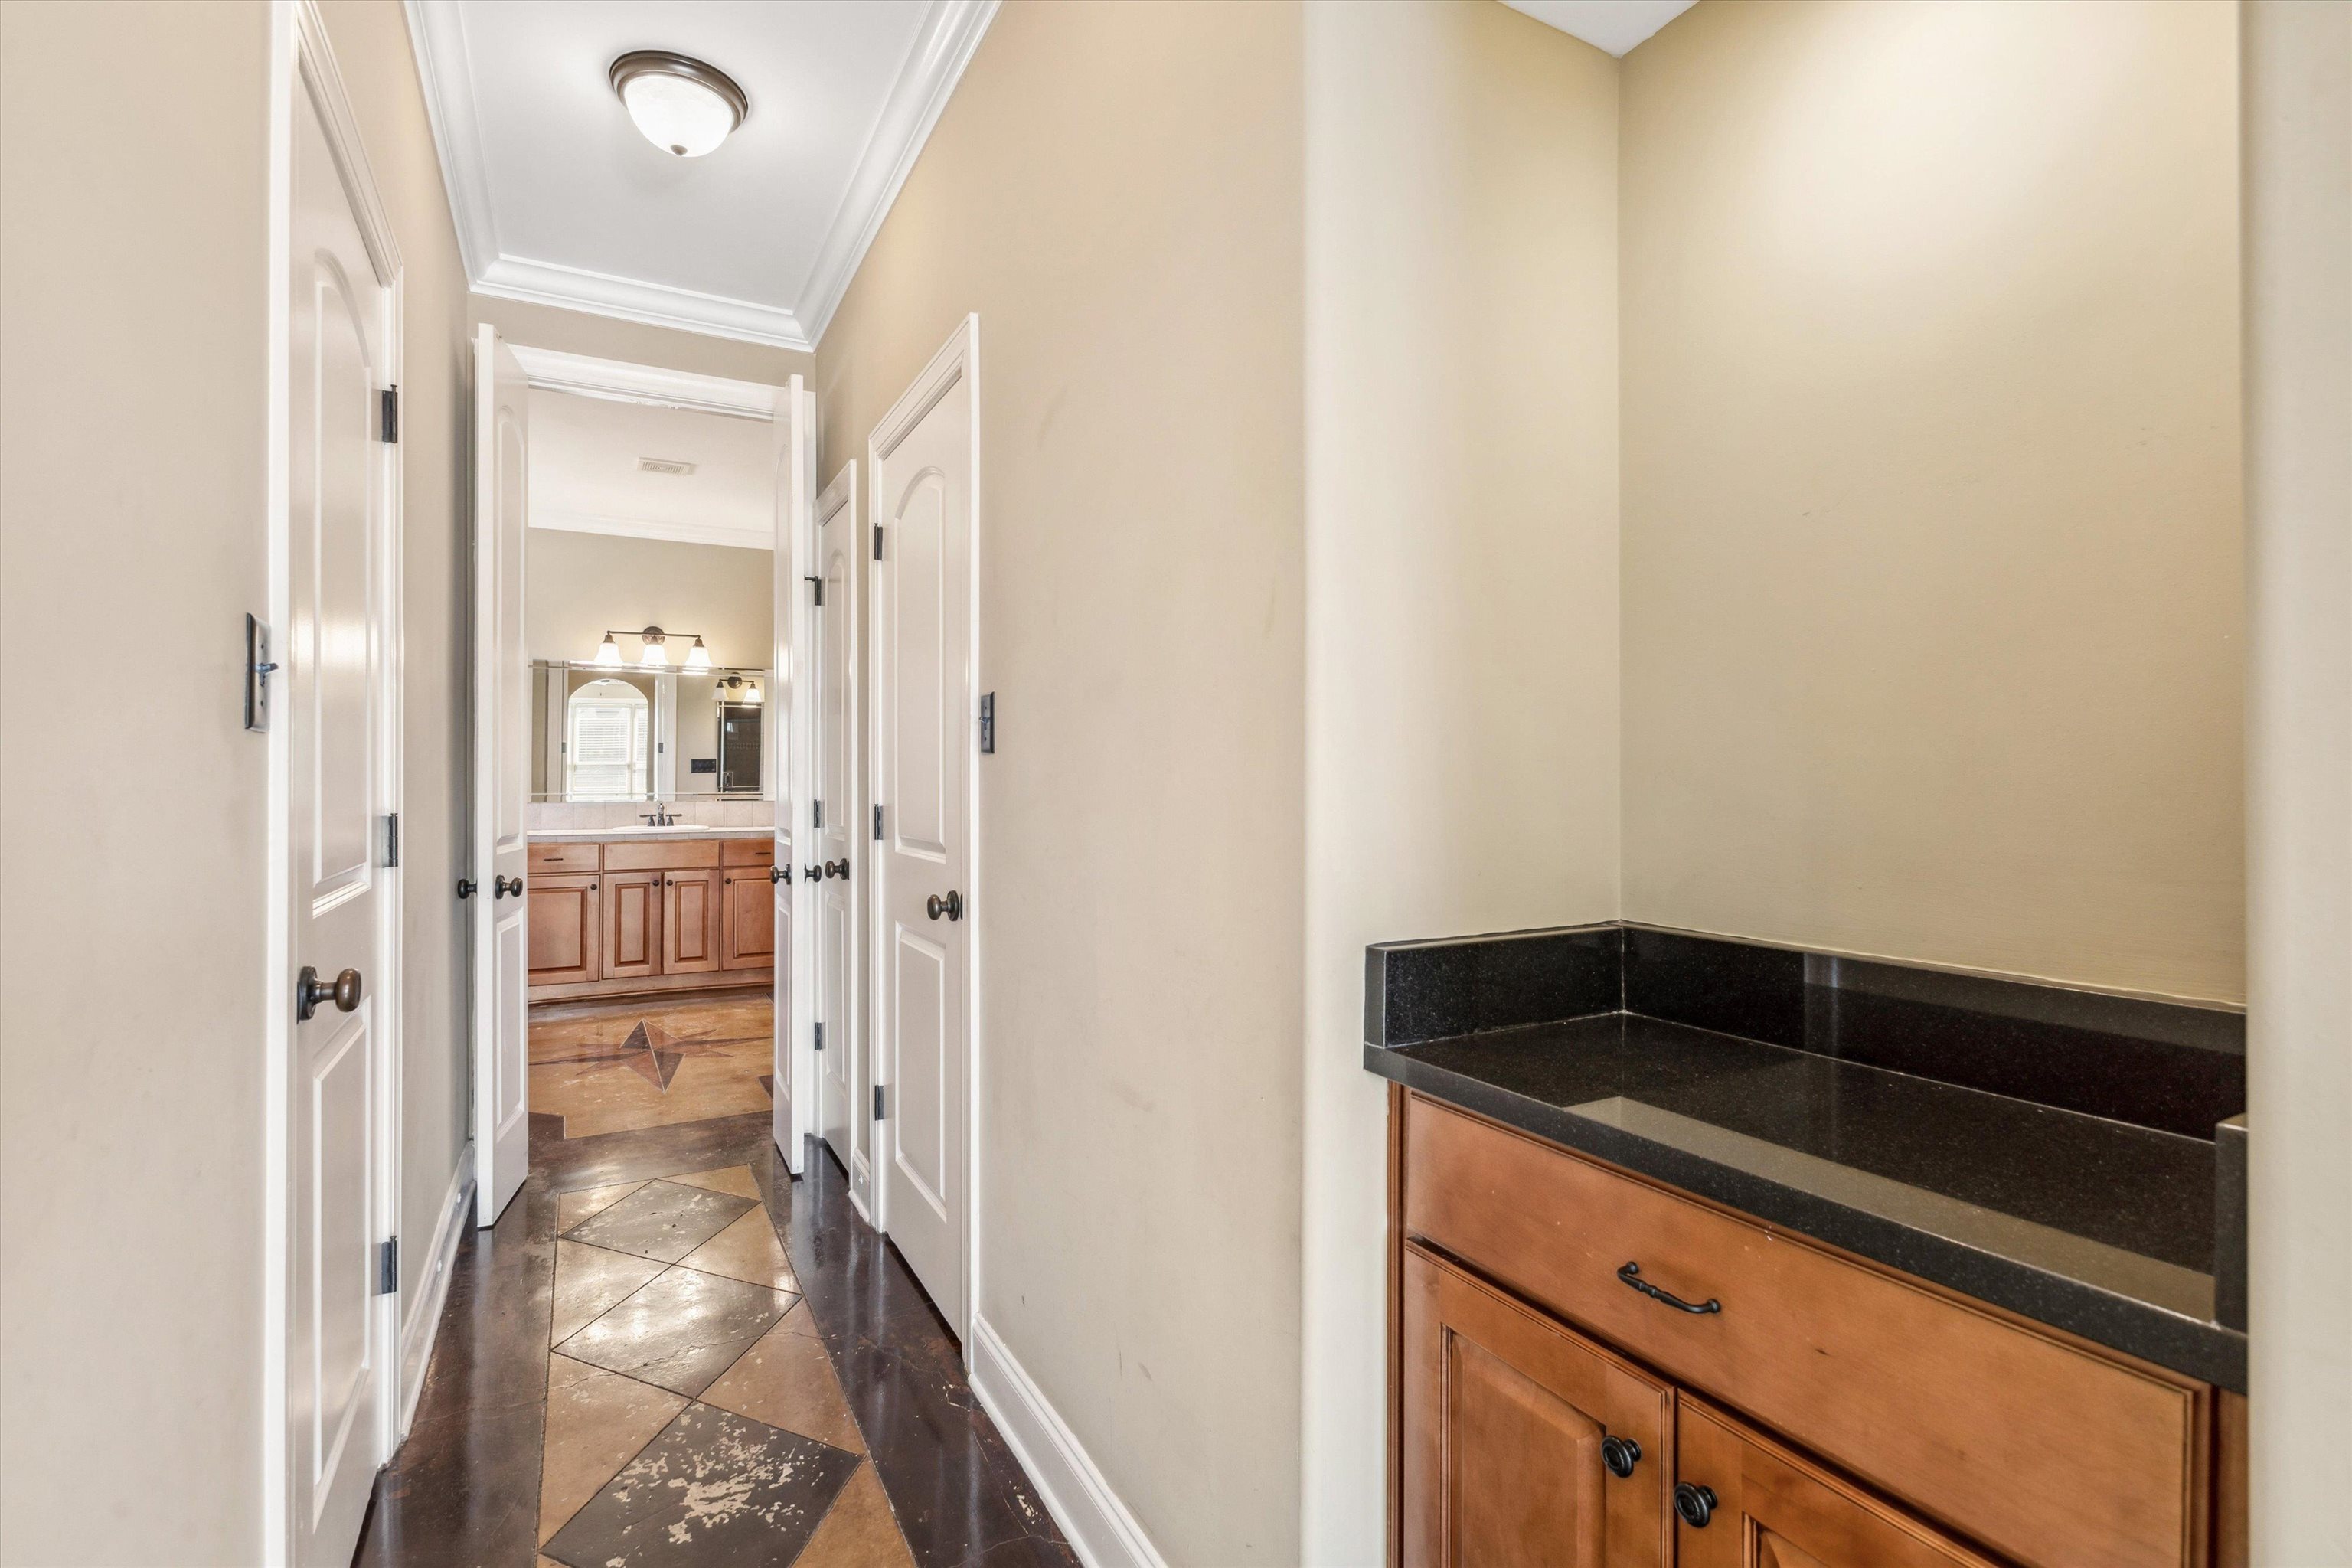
(524, 836, 773, 1001)
(1402, 1244, 1671, 1568)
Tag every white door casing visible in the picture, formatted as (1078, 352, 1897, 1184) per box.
(815, 462, 861, 1180)
(868, 318, 979, 1337)
(472, 324, 530, 1226)
(275, 5, 403, 1560)
(773, 378, 812, 1169)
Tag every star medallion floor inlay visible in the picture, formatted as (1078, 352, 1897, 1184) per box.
(531, 995, 776, 1138)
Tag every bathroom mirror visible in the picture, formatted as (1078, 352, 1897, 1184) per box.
(530, 658, 769, 802)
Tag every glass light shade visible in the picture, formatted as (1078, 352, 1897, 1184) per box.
(639, 635, 668, 668)
(743, 682, 762, 704)
(684, 637, 713, 670)
(594, 634, 622, 668)
(619, 70, 739, 158)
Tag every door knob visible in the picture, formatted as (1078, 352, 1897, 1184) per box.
(1601, 1434, 1641, 1479)
(494, 874, 524, 899)
(803, 864, 821, 882)
(825, 859, 849, 880)
(926, 890, 964, 921)
(456, 878, 476, 899)
(296, 965, 364, 1022)
(771, 864, 791, 884)
(1674, 1482, 1717, 1528)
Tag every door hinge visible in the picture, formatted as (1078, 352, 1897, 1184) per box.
(873, 525, 884, 560)
(382, 812, 400, 868)
(979, 691, 995, 755)
(805, 573, 824, 606)
(812, 799, 823, 829)
(379, 386, 400, 443)
(873, 804, 884, 841)
(874, 1085, 886, 1122)
(376, 1237, 398, 1295)
(814, 1021, 825, 1053)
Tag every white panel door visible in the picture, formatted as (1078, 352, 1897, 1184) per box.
(815, 463, 860, 1176)
(472, 325, 530, 1226)
(287, 74, 392, 1568)
(773, 379, 811, 1168)
(870, 322, 976, 1334)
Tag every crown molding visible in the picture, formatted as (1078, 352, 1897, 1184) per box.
(797, 0, 1000, 344)
(508, 343, 780, 420)
(403, 0, 996, 353)
(531, 507, 775, 553)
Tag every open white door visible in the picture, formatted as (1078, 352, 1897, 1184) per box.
(472, 324, 531, 1225)
(868, 320, 978, 1334)
(813, 462, 861, 1176)
(773, 377, 812, 1168)
(283, 31, 400, 1560)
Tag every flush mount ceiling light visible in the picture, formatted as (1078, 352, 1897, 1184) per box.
(609, 50, 748, 158)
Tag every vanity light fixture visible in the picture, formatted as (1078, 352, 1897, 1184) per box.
(639, 627, 669, 668)
(593, 626, 713, 668)
(593, 632, 623, 668)
(684, 635, 713, 671)
(609, 50, 748, 159)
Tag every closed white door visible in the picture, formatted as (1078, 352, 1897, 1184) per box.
(870, 321, 977, 1333)
(286, 70, 394, 1568)
(773, 380, 810, 1166)
(815, 463, 860, 1176)
(472, 325, 530, 1226)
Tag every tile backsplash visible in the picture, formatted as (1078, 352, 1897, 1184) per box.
(527, 799, 776, 831)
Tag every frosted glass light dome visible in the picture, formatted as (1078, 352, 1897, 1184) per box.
(609, 51, 747, 159)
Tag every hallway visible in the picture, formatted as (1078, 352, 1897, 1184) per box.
(357, 1108, 1073, 1567)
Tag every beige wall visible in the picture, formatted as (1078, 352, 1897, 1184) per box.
(1298, 4, 1622, 1559)
(1619, 0, 2245, 1002)
(472, 292, 812, 386)
(315, 0, 474, 1314)
(527, 530, 773, 671)
(0, 5, 274, 1560)
(812, 3, 1307, 1560)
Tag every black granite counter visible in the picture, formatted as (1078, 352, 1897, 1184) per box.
(1365, 926, 2248, 1391)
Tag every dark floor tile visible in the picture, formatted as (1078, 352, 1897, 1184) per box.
(557, 1266, 793, 1396)
(566, 1178, 759, 1263)
(541, 1403, 860, 1568)
(353, 1397, 544, 1568)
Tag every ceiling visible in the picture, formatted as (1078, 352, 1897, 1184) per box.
(529, 390, 776, 552)
(1500, 0, 1697, 57)
(405, 0, 998, 351)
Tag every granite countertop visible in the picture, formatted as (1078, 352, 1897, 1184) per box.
(1365, 932, 2246, 1392)
(528, 825, 772, 842)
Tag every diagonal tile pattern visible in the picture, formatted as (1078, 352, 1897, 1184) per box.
(566, 1179, 758, 1263)
(557, 1266, 790, 1397)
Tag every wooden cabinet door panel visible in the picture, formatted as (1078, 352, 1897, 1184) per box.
(722, 868, 775, 969)
(601, 871, 662, 980)
(664, 868, 723, 975)
(527, 874, 599, 985)
(1674, 1397, 2000, 1568)
(1403, 1243, 1670, 1568)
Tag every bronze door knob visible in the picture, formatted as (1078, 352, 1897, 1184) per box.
(296, 965, 364, 1022)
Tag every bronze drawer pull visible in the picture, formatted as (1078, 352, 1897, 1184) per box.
(1618, 1261, 1720, 1315)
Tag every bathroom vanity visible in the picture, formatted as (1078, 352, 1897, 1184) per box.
(1369, 925, 2248, 1568)
(524, 828, 776, 1001)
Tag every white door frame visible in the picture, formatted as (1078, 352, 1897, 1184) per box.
(263, 2, 406, 1560)
(814, 461, 865, 1202)
(779, 381, 818, 1174)
(866, 315, 982, 1347)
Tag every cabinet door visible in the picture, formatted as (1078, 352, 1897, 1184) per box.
(1403, 1243, 1671, 1568)
(1674, 1397, 2001, 1568)
(601, 870, 662, 980)
(527, 873, 599, 985)
(663, 867, 724, 975)
(722, 868, 775, 969)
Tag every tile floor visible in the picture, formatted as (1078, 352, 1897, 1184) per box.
(356, 1109, 1073, 1568)
(531, 994, 776, 1138)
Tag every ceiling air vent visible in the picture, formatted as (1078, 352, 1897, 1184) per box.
(637, 456, 697, 476)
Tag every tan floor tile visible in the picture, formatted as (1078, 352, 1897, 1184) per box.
(537, 1354, 687, 1544)
(666, 1164, 763, 1200)
(550, 1240, 667, 1344)
(678, 1206, 799, 1292)
(556, 1180, 645, 1232)
(795, 1460, 913, 1568)
(698, 1304, 861, 1452)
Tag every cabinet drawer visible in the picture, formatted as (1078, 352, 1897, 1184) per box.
(528, 840, 601, 872)
(720, 837, 775, 867)
(1403, 1094, 2205, 1568)
(603, 838, 722, 871)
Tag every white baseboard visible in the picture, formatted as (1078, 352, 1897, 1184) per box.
(397, 1144, 475, 1436)
(966, 1315, 1167, 1568)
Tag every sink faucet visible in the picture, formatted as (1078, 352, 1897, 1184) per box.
(642, 802, 681, 827)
